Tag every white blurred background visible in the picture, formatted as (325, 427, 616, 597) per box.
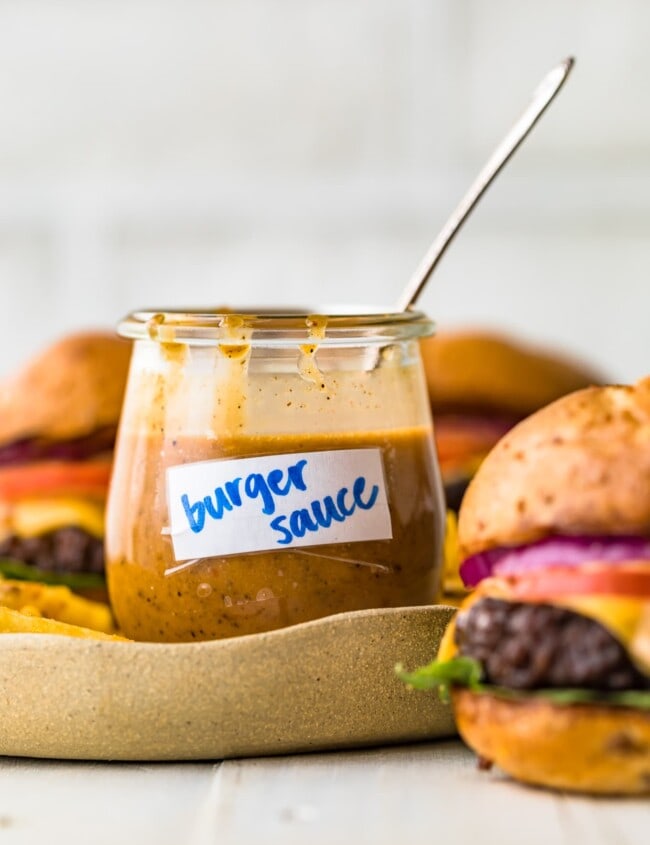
(1, 0, 649, 381)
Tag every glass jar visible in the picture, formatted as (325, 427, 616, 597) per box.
(105, 309, 445, 641)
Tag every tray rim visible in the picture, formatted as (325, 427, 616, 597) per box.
(0, 602, 458, 653)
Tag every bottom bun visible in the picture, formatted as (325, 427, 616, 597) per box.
(452, 689, 650, 795)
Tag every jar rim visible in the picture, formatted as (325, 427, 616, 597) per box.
(118, 308, 435, 347)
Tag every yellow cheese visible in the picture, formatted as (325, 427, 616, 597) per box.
(9, 498, 105, 540)
(437, 585, 485, 662)
(437, 615, 459, 662)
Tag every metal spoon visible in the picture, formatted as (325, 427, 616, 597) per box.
(396, 57, 575, 312)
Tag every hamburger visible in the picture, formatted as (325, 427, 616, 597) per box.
(400, 377, 650, 794)
(420, 330, 601, 596)
(421, 329, 601, 511)
(0, 332, 131, 595)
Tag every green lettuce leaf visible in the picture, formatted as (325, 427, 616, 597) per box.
(0, 558, 105, 590)
(396, 656, 650, 710)
(396, 656, 482, 692)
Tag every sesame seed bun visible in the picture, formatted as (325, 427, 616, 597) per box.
(0, 332, 132, 444)
(421, 330, 600, 416)
(458, 377, 650, 559)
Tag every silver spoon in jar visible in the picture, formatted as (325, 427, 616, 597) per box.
(395, 56, 574, 312)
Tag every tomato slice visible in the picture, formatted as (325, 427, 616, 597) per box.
(435, 431, 497, 463)
(508, 564, 650, 600)
(0, 459, 112, 501)
(439, 453, 485, 478)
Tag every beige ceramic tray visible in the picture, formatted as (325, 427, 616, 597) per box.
(0, 604, 456, 761)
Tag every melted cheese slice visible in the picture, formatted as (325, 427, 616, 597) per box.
(5, 498, 105, 540)
(438, 578, 650, 676)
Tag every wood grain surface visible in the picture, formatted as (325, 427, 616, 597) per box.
(0, 742, 646, 845)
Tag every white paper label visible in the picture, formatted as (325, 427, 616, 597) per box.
(166, 449, 393, 562)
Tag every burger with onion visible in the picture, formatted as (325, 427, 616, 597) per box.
(420, 330, 601, 598)
(421, 329, 601, 511)
(400, 376, 650, 794)
(0, 332, 131, 596)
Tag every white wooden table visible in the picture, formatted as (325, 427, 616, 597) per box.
(0, 740, 646, 844)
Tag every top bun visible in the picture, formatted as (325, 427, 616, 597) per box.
(421, 330, 600, 416)
(0, 332, 132, 444)
(458, 377, 650, 558)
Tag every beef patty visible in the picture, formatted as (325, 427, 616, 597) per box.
(455, 597, 648, 691)
(0, 528, 104, 575)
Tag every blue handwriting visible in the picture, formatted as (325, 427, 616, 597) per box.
(270, 477, 379, 545)
(182, 459, 307, 533)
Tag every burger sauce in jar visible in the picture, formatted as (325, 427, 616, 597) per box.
(105, 310, 445, 641)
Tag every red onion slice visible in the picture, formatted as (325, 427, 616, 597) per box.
(460, 535, 650, 587)
(0, 427, 116, 466)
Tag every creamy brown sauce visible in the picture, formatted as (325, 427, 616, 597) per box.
(106, 426, 441, 641)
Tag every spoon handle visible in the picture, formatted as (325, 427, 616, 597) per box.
(396, 57, 575, 312)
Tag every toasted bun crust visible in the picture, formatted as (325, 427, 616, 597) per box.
(453, 689, 650, 794)
(421, 330, 600, 416)
(0, 332, 131, 444)
(458, 377, 650, 558)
